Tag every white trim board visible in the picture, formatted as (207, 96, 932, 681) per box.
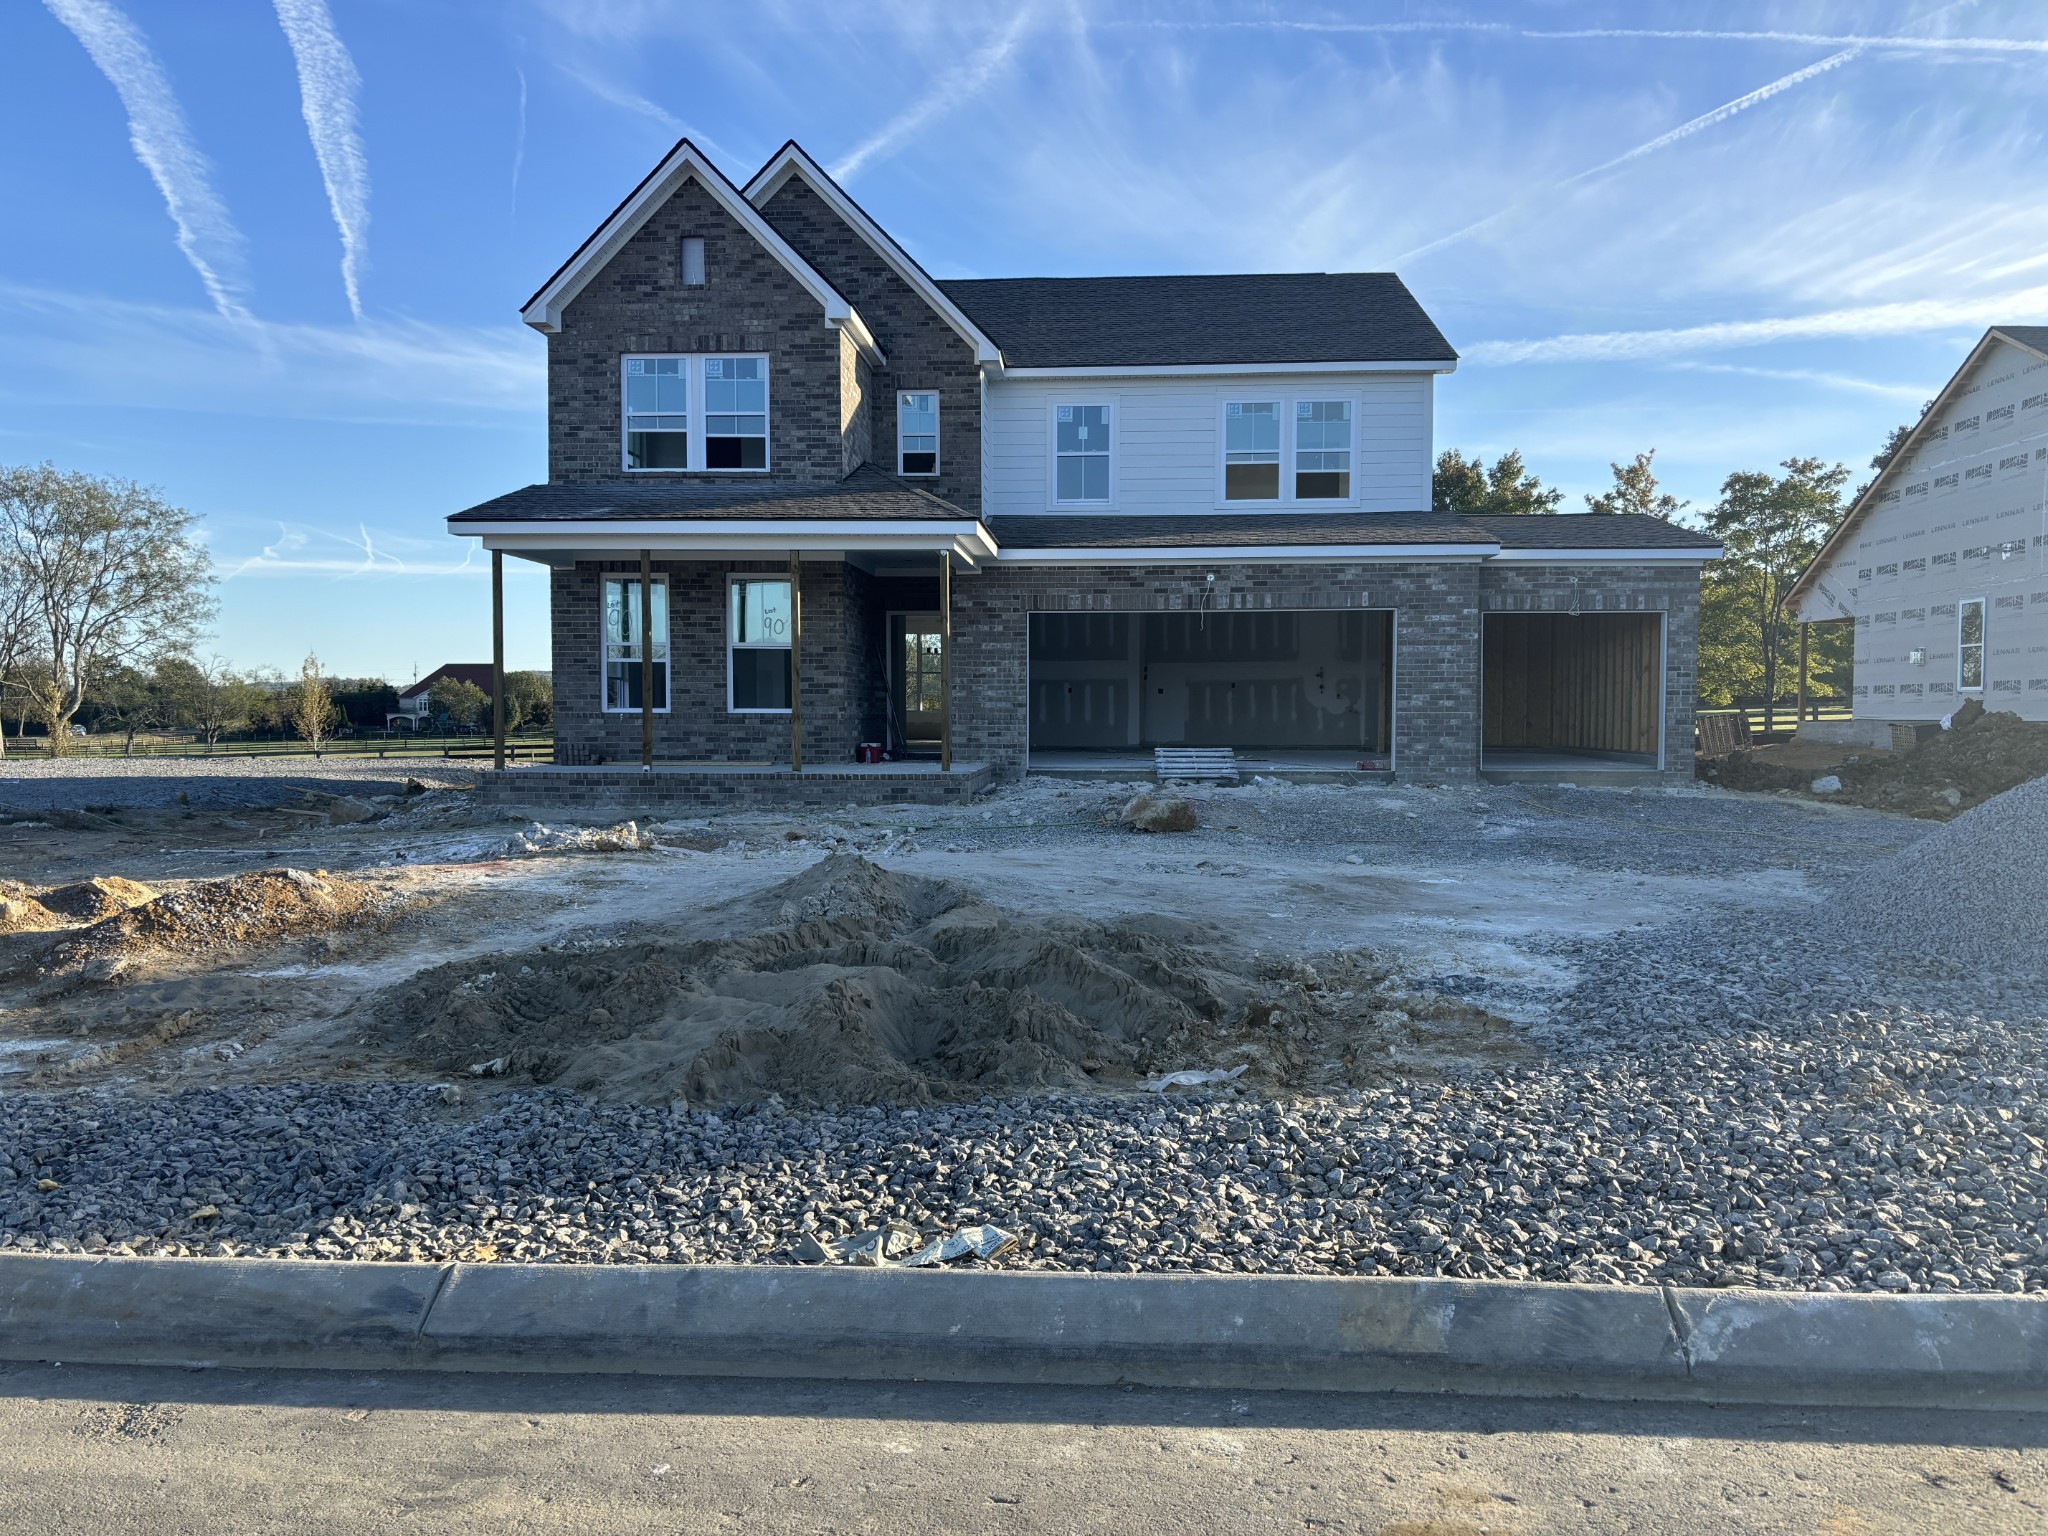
(995, 544, 1498, 564)
(743, 142, 1003, 366)
(521, 138, 884, 367)
(994, 360, 1456, 379)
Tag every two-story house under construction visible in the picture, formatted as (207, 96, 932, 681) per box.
(448, 139, 1720, 800)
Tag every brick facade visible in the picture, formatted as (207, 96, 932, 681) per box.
(549, 556, 1699, 785)
(759, 176, 983, 513)
(547, 176, 862, 485)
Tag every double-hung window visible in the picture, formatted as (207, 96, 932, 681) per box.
(622, 354, 769, 472)
(1958, 597, 1986, 691)
(1053, 403, 1113, 504)
(1222, 401, 1282, 501)
(729, 577, 793, 712)
(624, 359, 689, 469)
(601, 576, 668, 712)
(1294, 399, 1353, 499)
(899, 391, 939, 476)
(1219, 396, 1356, 503)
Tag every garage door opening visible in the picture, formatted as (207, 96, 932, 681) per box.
(1482, 612, 1663, 772)
(1029, 609, 1393, 770)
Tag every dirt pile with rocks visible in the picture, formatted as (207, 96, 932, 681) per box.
(1703, 703, 2048, 818)
(30, 868, 391, 978)
(376, 854, 1518, 1106)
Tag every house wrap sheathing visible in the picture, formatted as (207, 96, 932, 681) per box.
(1792, 327, 2048, 722)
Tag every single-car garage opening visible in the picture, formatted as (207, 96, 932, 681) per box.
(1029, 609, 1393, 770)
(1482, 612, 1663, 773)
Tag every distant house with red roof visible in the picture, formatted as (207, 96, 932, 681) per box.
(387, 663, 494, 731)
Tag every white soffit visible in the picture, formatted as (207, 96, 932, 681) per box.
(744, 142, 1004, 367)
(521, 138, 885, 366)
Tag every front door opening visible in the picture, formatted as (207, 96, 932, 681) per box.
(1029, 608, 1393, 765)
(1481, 611, 1663, 769)
(891, 611, 945, 753)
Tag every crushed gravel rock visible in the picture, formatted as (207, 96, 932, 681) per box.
(37, 877, 159, 921)
(508, 821, 656, 855)
(0, 756, 473, 811)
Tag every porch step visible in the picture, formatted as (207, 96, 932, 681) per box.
(1154, 747, 1239, 784)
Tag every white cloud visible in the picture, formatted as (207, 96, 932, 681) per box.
(831, 6, 1038, 182)
(224, 520, 484, 580)
(1526, 27, 2048, 56)
(1466, 286, 2048, 365)
(272, 0, 372, 320)
(1398, 46, 1863, 264)
(1666, 361, 1937, 403)
(41, 0, 251, 321)
(0, 281, 542, 426)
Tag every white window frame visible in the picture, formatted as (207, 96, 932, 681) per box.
(1958, 595, 1987, 693)
(727, 573, 794, 715)
(1048, 399, 1116, 508)
(598, 574, 670, 714)
(1292, 396, 1356, 503)
(621, 353, 770, 474)
(1212, 392, 1360, 509)
(1218, 399, 1284, 504)
(898, 390, 940, 477)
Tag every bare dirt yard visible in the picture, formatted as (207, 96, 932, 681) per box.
(2, 757, 2044, 1295)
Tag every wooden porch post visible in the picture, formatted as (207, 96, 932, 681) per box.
(939, 550, 953, 773)
(639, 548, 654, 769)
(490, 549, 505, 771)
(788, 550, 803, 773)
(1797, 621, 1810, 724)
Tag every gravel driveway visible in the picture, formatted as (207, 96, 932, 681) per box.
(0, 755, 474, 811)
(3, 773, 2045, 1295)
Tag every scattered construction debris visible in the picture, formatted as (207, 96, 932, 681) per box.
(1117, 794, 1199, 833)
(794, 1221, 1018, 1267)
(508, 821, 657, 855)
(1701, 704, 2048, 817)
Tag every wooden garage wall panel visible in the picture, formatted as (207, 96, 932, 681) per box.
(1484, 614, 1661, 755)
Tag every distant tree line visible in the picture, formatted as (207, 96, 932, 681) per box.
(1430, 422, 1920, 718)
(0, 461, 550, 755)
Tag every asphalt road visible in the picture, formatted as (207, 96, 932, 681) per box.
(0, 1364, 2043, 1535)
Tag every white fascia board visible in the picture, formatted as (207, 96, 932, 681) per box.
(520, 139, 884, 366)
(996, 543, 1498, 564)
(744, 147, 1003, 366)
(993, 359, 1457, 380)
(1488, 547, 1722, 563)
(462, 518, 994, 557)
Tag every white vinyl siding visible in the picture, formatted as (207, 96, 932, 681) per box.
(984, 373, 1431, 516)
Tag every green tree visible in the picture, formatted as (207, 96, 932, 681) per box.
(502, 670, 552, 731)
(1699, 457, 1852, 732)
(1584, 450, 1686, 519)
(429, 675, 489, 731)
(0, 463, 213, 753)
(1433, 449, 1565, 515)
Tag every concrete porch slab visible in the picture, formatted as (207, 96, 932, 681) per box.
(471, 760, 997, 811)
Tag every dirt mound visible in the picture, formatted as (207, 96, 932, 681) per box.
(38, 876, 159, 921)
(1118, 794, 1199, 833)
(0, 892, 61, 934)
(1703, 707, 2048, 818)
(375, 854, 1519, 1106)
(46, 868, 389, 975)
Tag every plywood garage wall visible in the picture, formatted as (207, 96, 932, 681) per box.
(1483, 613, 1663, 758)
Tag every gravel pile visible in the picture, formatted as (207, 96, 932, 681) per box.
(0, 757, 472, 812)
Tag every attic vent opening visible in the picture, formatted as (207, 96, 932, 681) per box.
(680, 236, 706, 286)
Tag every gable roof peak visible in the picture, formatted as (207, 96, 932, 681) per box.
(744, 141, 1002, 365)
(520, 137, 883, 365)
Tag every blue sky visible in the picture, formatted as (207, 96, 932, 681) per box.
(5, 1, 2046, 682)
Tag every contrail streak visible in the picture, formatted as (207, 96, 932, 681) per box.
(274, 0, 372, 319)
(832, 7, 1035, 182)
(42, 0, 250, 321)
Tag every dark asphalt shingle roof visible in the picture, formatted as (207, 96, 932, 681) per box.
(1996, 325, 2048, 356)
(448, 467, 974, 524)
(1468, 513, 1721, 551)
(938, 274, 1456, 369)
(987, 511, 1718, 552)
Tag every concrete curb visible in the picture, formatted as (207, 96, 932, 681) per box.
(2, 1255, 2044, 1409)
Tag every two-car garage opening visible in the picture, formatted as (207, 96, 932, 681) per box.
(1029, 609, 1393, 767)
(1480, 612, 1664, 772)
